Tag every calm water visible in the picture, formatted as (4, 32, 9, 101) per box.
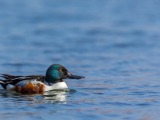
(0, 0, 160, 120)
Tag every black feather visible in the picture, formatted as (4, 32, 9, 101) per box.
(0, 74, 45, 89)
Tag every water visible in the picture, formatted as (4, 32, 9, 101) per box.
(0, 0, 160, 120)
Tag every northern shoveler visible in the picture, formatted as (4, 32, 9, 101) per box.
(0, 64, 85, 94)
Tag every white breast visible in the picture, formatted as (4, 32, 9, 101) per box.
(44, 82, 68, 91)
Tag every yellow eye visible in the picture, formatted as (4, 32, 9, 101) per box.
(60, 69, 63, 72)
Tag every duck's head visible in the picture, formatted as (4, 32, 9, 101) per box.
(45, 64, 85, 83)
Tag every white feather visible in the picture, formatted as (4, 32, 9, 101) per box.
(6, 84, 15, 90)
(44, 82, 68, 91)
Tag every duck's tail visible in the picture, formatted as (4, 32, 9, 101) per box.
(0, 80, 7, 89)
(0, 74, 24, 89)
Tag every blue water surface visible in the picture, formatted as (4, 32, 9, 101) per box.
(0, 0, 160, 120)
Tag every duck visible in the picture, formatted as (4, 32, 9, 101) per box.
(0, 64, 85, 94)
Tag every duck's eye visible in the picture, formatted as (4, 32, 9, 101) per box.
(60, 68, 67, 75)
(60, 69, 63, 72)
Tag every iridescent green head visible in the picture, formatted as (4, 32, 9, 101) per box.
(45, 64, 85, 83)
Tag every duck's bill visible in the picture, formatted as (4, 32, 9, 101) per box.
(67, 72, 85, 79)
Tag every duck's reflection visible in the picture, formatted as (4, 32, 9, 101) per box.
(43, 90, 68, 103)
(0, 89, 76, 104)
